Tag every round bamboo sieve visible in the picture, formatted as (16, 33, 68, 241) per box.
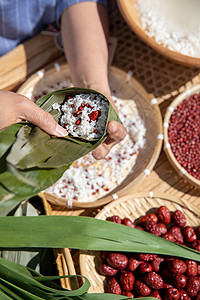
(164, 84, 200, 189)
(117, 0, 200, 68)
(79, 192, 200, 293)
(17, 63, 162, 209)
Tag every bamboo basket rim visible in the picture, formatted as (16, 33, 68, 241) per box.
(79, 192, 200, 293)
(18, 63, 162, 209)
(117, 0, 200, 68)
(164, 84, 200, 189)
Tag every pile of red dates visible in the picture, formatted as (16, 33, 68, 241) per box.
(99, 206, 200, 299)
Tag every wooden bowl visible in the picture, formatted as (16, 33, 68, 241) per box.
(18, 63, 162, 208)
(79, 192, 200, 293)
(164, 84, 200, 189)
(117, 0, 200, 68)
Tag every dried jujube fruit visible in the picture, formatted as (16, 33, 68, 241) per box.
(122, 291, 134, 297)
(162, 232, 175, 242)
(138, 262, 152, 273)
(128, 258, 142, 272)
(168, 259, 187, 275)
(186, 276, 200, 298)
(157, 223, 167, 235)
(182, 226, 197, 243)
(143, 220, 160, 236)
(186, 260, 198, 277)
(99, 263, 118, 276)
(173, 274, 187, 289)
(134, 279, 151, 296)
(150, 290, 162, 300)
(151, 257, 164, 272)
(169, 226, 184, 244)
(120, 271, 135, 291)
(163, 287, 180, 300)
(156, 206, 171, 224)
(107, 277, 121, 295)
(101, 206, 200, 297)
(109, 216, 121, 224)
(144, 271, 164, 289)
(107, 253, 128, 270)
(179, 289, 191, 300)
(122, 217, 135, 228)
(172, 210, 187, 228)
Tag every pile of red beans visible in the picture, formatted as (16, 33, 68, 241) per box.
(99, 206, 200, 299)
(168, 93, 200, 181)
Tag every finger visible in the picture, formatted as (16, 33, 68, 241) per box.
(92, 121, 127, 160)
(19, 100, 68, 137)
(107, 120, 127, 141)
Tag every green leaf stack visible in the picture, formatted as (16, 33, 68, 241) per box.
(0, 88, 120, 216)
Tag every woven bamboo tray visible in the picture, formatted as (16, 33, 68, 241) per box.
(18, 63, 162, 209)
(164, 84, 200, 189)
(117, 0, 200, 68)
(79, 192, 200, 293)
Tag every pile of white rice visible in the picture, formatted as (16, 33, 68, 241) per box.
(135, 0, 200, 58)
(57, 93, 108, 139)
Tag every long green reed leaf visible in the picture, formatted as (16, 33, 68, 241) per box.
(0, 216, 200, 261)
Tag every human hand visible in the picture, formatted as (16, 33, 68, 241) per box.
(0, 90, 68, 137)
(92, 92, 127, 160)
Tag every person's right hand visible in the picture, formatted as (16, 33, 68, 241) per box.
(0, 90, 68, 137)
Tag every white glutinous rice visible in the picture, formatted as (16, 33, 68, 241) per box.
(59, 93, 109, 139)
(135, 0, 200, 58)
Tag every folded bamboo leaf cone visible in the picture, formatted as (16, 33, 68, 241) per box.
(0, 88, 120, 215)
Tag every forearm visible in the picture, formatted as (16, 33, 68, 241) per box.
(61, 2, 110, 97)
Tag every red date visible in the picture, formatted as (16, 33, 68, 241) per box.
(156, 206, 171, 224)
(138, 262, 152, 273)
(172, 210, 187, 227)
(107, 277, 121, 295)
(150, 290, 162, 300)
(135, 279, 151, 296)
(122, 218, 135, 228)
(163, 287, 180, 300)
(168, 259, 187, 275)
(128, 258, 142, 272)
(107, 253, 128, 270)
(99, 263, 118, 276)
(169, 226, 184, 244)
(186, 276, 200, 298)
(144, 271, 164, 289)
(186, 260, 198, 277)
(182, 226, 197, 243)
(120, 271, 135, 291)
(173, 274, 187, 289)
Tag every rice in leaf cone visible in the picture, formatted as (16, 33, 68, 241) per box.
(0, 88, 120, 215)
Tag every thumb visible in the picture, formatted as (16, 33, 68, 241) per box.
(21, 101, 68, 137)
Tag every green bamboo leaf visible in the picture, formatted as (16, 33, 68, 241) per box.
(0, 290, 13, 300)
(0, 124, 23, 159)
(0, 283, 24, 300)
(7, 88, 119, 170)
(0, 216, 200, 261)
(0, 164, 68, 216)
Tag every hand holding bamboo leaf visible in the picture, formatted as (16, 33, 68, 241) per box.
(0, 88, 120, 215)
